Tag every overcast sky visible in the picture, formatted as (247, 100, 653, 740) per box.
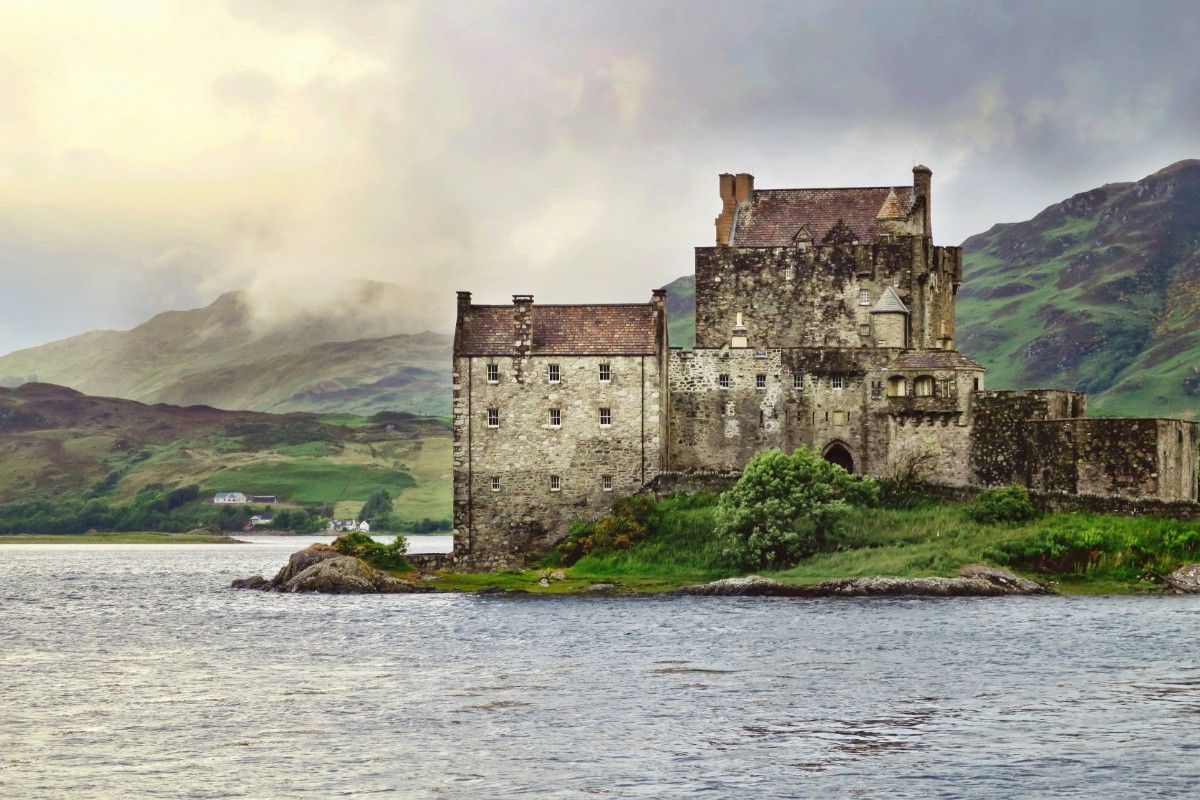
(1, 0, 1197, 354)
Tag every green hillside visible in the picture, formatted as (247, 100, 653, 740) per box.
(0, 383, 450, 529)
(0, 281, 451, 417)
(958, 159, 1200, 418)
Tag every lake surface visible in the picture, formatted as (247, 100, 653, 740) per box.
(2, 541, 1198, 799)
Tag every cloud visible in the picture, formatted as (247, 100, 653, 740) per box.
(1, 0, 1198, 352)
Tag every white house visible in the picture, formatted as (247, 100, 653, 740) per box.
(327, 519, 371, 533)
(213, 492, 247, 504)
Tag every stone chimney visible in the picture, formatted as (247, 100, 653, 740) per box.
(913, 165, 932, 238)
(731, 312, 749, 349)
(715, 172, 754, 246)
(453, 291, 472, 354)
(512, 294, 533, 359)
(651, 288, 667, 350)
(456, 290, 472, 319)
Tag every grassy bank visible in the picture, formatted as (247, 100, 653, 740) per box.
(0, 531, 235, 544)
(427, 496, 1200, 595)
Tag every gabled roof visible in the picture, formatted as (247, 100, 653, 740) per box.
(887, 350, 985, 371)
(729, 186, 913, 246)
(870, 286, 909, 314)
(457, 304, 658, 355)
(876, 188, 906, 220)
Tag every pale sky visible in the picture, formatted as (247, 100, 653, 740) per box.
(1, 0, 1197, 353)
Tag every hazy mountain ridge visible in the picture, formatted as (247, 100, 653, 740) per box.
(0, 282, 452, 417)
(958, 159, 1200, 417)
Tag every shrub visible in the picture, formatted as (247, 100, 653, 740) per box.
(332, 531, 409, 571)
(550, 494, 661, 565)
(967, 485, 1037, 524)
(715, 448, 879, 571)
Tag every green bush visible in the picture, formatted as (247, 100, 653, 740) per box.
(550, 494, 660, 565)
(715, 448, 879, 571)
(332, 531, 409, 571)
(967, 485, 1037, 524)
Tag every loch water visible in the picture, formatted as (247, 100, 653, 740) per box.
(1, 540, 1198, 799)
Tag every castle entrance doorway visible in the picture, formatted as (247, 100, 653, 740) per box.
(822, 442, 854, 473)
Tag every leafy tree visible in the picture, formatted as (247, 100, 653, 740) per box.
(358, 489, 393, 523)
(716, 448, 878, 570)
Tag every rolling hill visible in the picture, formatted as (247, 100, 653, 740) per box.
(0, 382, 450, 528)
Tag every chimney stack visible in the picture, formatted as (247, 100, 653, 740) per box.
(731, 312, 749, 349)
(513, 294, 533, 359)
(716, 173, 736, 245)
(456, 290, 472, 320)
(913, 165, 932, 238)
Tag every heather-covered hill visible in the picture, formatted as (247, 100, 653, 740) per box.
(958, 159, 1200, 418)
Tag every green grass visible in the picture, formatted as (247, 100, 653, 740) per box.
(200, 459, 415, 503)
(434, 496, 1199, 595)
(0, 532, 234, 544)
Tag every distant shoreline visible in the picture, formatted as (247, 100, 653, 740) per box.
(0, 531, 453, 545)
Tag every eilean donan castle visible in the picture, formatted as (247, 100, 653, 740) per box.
(446, 167, 1198, 569)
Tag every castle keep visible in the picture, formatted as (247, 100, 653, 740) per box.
(449, 167, 1198, 569)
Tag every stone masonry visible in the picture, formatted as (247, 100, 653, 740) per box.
(445, 165, 1198, 570)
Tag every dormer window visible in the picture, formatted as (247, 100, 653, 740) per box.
(486, 363, 499, 383)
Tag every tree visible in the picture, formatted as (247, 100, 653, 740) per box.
(716, 448, 878, 570)
(358, 489, 393, 524)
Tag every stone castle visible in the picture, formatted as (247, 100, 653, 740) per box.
(447, 166, 1198, 569)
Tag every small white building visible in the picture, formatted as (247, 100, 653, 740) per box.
(248, 514, 273, 526)
(357, 520, 370, 533)
(213, 492, 247, 504)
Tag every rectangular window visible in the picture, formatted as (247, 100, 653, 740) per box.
(871, 380, 883, 399)
(599, 407, 612, 427)
(487, 408, 499, 428)
(793, 374, 804, 390)
(756, 374, 767, 390)
(893, 274, 901, 287)
(599, 363, 611, 382)
(602, 475, 613, 492)
(486, 363, 499, 383)
(548, 364, 560, 383)
(859, 323, 871, 337)
(549, 475, 561, 492)
(859, 289, 871, 305)
(491, 476, 501, 492)
(548, 408, 561, 427)
(831, 375, 845, 390)
(718, 373, 730, 389)
(784, 265, 794, 281)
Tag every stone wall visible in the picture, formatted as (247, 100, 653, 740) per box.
(969, 390, 1085, 486)
(693, 239, 961, 350)
(453, 353, 662, 569)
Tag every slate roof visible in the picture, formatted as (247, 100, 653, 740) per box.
(730, 186, 913, 246)
(870, 286, 909, 314)
(887, 350, 985, 371)
(458, 304, 658, 355)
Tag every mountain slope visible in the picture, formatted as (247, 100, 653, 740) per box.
(958, 159, 1200, 418)
(0, 282, 452, 416)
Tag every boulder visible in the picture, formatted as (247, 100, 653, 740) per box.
(1163, 563, 1200, 593)
(673, 575, 809, 597)
(959, 563, 1052, 594)
(231, 545, 434, 594)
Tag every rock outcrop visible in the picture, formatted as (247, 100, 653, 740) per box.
(1163, 563, 1200, 593)
(673, 565, 1053, 598)
(232, 544, 434, 594)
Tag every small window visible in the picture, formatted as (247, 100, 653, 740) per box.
(549, 475, 561, 492)
(602, 475, 613, 492)
(871, 380, 883, 399)
(718, 373, 731, 389)
(831, 375, 845, 390)
(548, 408, 561, 428)
(599, 407, 612, 427)
(548, 364, 560, 383)
(893, 274, 901, 287)
(487, 408, 499, 428)
(859, 289, 871, 306)
(784, 265, 794, 281)
(599, 363, 611, 383)
(973, 377, 980, 392)
(756, 374, 766, 390)
(491, 476, 501, 492)
(876, 339, 887, 347)
(859, 323, 871, 337)
(486, 363, 499, 383)
(914, 376, 935, 397)
(793, 374, 804, 390)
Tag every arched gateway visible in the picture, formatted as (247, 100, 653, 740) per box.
(822, 442, 855, 473)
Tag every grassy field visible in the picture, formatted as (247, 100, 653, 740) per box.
(0, 532, 234, 544)
(200, 458, 415, 504)
(428, 497, 1200, 595)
